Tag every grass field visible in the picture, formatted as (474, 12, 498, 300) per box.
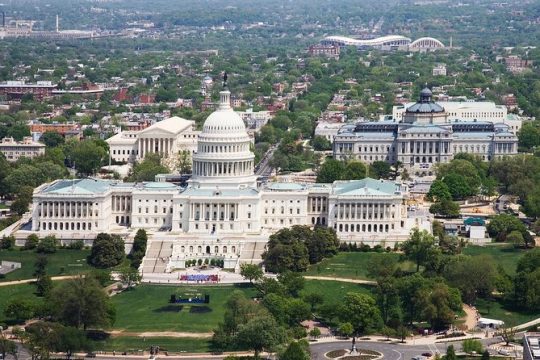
(462, 245, 527, 276)
(0, 284, 39, 324)
(475, 297, 538, 327)
(302, 279, 373, 304)
(111, 284, 257, 333)
(98, 337, 211, 353)
(0, 249, 91, 281)
(304, 252, 415, 280)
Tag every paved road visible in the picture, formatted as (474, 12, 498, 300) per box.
(310, 339, 446, 360)
(255, 144, 278, 177)
(310, 336, 505, 360)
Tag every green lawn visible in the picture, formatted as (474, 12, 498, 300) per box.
(98, 336, 211, 353)
(304, 252, 415, 280)
(111, 284, 257, 332)
(0, 248, 91, 281)
(475, 297, 537, 327)
(0, 284, 39, 324)
(462, 245, 527, 276)
(302, 279, 372, 304)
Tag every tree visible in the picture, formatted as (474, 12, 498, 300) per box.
(500, 326, 516, 346)
(462, 339, 483, 354)
(66, 139, 107, 175)
(0, 235, 15, 250)
(486, 214, 527, 242)
(236, 315, 287, 359)
(305, 227, 339, 264)
(48, 276, 114, 330)
(429, 199, 460, 218)
(443, 255, 497, 303)
(401, 229, 436, 272)
(311, 136, 332, 151)
(338, 322, 354, 337)
(128, 153, 169, 182)
(481, 350, 490, 360)
(24, 234, 39, 250)
(88, 233, 125, 268)
(280, 340, 310, 360)
(0, 336, 17, 360)
(426, 180, 452, 202)
(368, 254, 398, 280)
(344, 161, 367, 180)
(263, 227, 310, 273)
(316, 159, 345, 183)
(396, 326, 409, 343)
(507, 230, 525, 248)
(4, 298, 35, 322)
(177, 149, 192, 174)
(445, 345, 457, 360)
(369, 161, 392, 179)
(308, 327, 321, 338)
(303, 292, 324, 312)
(442, 173, 473, 200)
(240, 264, 264, 284)
(339, 292, 382, 335)
(118, 267, 141, 289)
(36, 235, 58, 253)
(422, 284, 459, 331)
(278, 271, 305, 297)
(41, 131, 65, 147)
(35, 274, 53, 297)
(10, 196, 30, 215)
(130, 229, 147, 269)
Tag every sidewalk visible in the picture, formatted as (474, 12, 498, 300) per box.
(0, 275, 79, 287)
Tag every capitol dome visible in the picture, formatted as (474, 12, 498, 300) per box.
(202, 91, 248, 136)
(190, 89, 257, 189)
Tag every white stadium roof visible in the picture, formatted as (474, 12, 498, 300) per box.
(322, 35, 411, 47)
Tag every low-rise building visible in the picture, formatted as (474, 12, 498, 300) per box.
(29, 121, 80, 138)
(524, 333, 540, 360)
(0, 136, 45, 161)
(238, 109, 272, 130)
(308, 44, 340, 59)
(0, 81, 57, 100)
(314, 122, 344, 143)
(432, 64, 447, 76)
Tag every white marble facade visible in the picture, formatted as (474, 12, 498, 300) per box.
(29, 89, 427, 270)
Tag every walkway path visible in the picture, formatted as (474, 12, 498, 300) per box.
(0, 275, 79, 287)
(304, 275, 376, 285)
(462, 304, 478, 330)
(108, 330, 213, 338)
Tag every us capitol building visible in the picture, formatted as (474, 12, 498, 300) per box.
(334, 88, 518, 177)
(26, 89, 429, 271)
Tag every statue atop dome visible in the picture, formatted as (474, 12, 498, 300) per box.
(222, 72, 228, 88)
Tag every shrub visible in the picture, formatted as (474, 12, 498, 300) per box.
(68, 240, 84, 250)
(309, 327, 321, 337)
(462, 339, 483, 354)
(0, 235, 15, 250)
(36, 235, 58, 253)
(23, 234, 39, 250)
